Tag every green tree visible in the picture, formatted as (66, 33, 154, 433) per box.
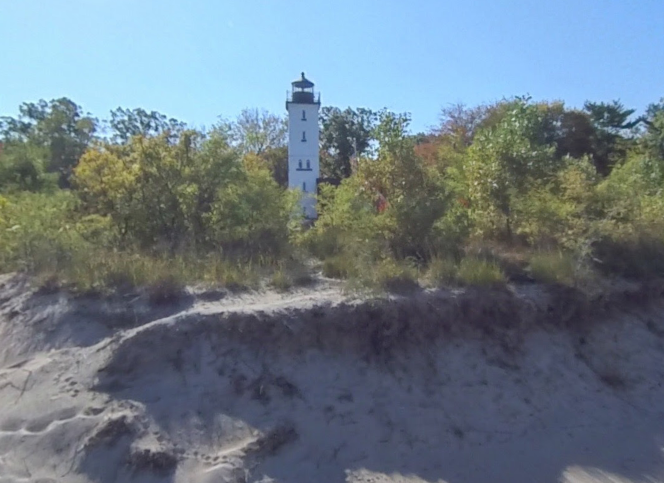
(75, 129, 242, 251)
(109, 107, 186, 143)
(583, 100, 639, 175)
(0, 141, 56, 192)
(225, 108, 287, 155)
(255, 146, 288, 188)
(319, 107, 376, 179)
(463, 97, 558, 239)
(641, 98, 664, 163)
(311, 110, 450, 260)
(0, 98, 97, 187)
(438, 102, 491, 149)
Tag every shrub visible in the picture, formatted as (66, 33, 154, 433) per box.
(0, 191, 87, 274)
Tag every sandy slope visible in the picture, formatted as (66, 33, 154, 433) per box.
(1, 274, 664, 483)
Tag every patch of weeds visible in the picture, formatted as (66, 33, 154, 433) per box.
(594, 235, 664, 279)
(529, 251, 577, 286)
(128, 448, 177, 476)
(203, 257, 259, 291)
(371, 258, 420, 293)
(425, 257, 459, 287)
(285, 259, 316, 287)
(270, 267, 292, 292)
(451, 426, 465, 439)
(87, 415, 134, 447)
(147, 275, 187, 306)
(230, 373, 247, 396)
(321, 254, 356, 279)
(456, 257, 505, 286)
(249, 423, 299, 457)
(274, 376, 301, 399)
(597, 369, 627, 390)
(34, 272, 61, 295)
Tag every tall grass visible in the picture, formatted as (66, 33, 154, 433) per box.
(425, 257, 459, 287)
(528, 251, 578, 285)
(456, 257, 505, 286)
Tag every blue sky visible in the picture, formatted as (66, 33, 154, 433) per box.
(1, 0, 663, 133)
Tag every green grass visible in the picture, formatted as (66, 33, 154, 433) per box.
(321, 254, 356, 279)
(425, 257, 459, 287)
(268, 260, 316, 292)
(269, 267, 292, 291)
(369, 258, 420, 292)
(528, 251, 577, 285)
(593, 235, 664, 279)
(456, 257, 505, 286)
(47, 250, 262, 294)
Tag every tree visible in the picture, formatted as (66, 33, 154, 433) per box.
(641, 98, 664, 163)
(75, 130, 243, 251)
(583, 100, 639, 175)
(463, 97, 559, 239)
(257, 146, 288, 188)
(109, 107, 186, 144)
(0, 98, 97, 187)
(225, 108, 287, 155)
(438, 103, 491, 149)
(312, 110, 450, 260)
(319, 107, 376, 179)
(555, 109, 596, 160)
(0, 141, 56, 192)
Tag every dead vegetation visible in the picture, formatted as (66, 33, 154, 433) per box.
(597, 369, 628, 390)
(127, 447, 178, 476)
(247, 423, 299, 457)
(86, 415, 136, 447)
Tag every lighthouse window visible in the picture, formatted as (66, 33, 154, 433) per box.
(306, 160, 310, 169)
(302, 181, 306, 192)
(298, 160, 302, 169)
(302, 110, 306, 121)
(301, 131, 306, 142)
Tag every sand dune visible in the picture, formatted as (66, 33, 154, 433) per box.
(1, 274, 664, 482)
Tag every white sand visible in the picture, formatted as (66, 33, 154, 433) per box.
(1, 274, 664, 483)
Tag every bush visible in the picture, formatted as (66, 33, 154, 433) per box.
(210, 160, 298, 257)
(0, 191, 87, 274)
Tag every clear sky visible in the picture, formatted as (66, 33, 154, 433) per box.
(1, 0, 663, 133)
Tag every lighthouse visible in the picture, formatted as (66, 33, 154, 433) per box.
(286, 72, 320, 219)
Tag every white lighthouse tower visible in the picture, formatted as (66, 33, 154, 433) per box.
(286, 72, 320, 219)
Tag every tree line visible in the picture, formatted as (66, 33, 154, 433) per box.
(1, 94, 663, 291)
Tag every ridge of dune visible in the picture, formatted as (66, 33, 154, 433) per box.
(1, 274, 664, 483)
